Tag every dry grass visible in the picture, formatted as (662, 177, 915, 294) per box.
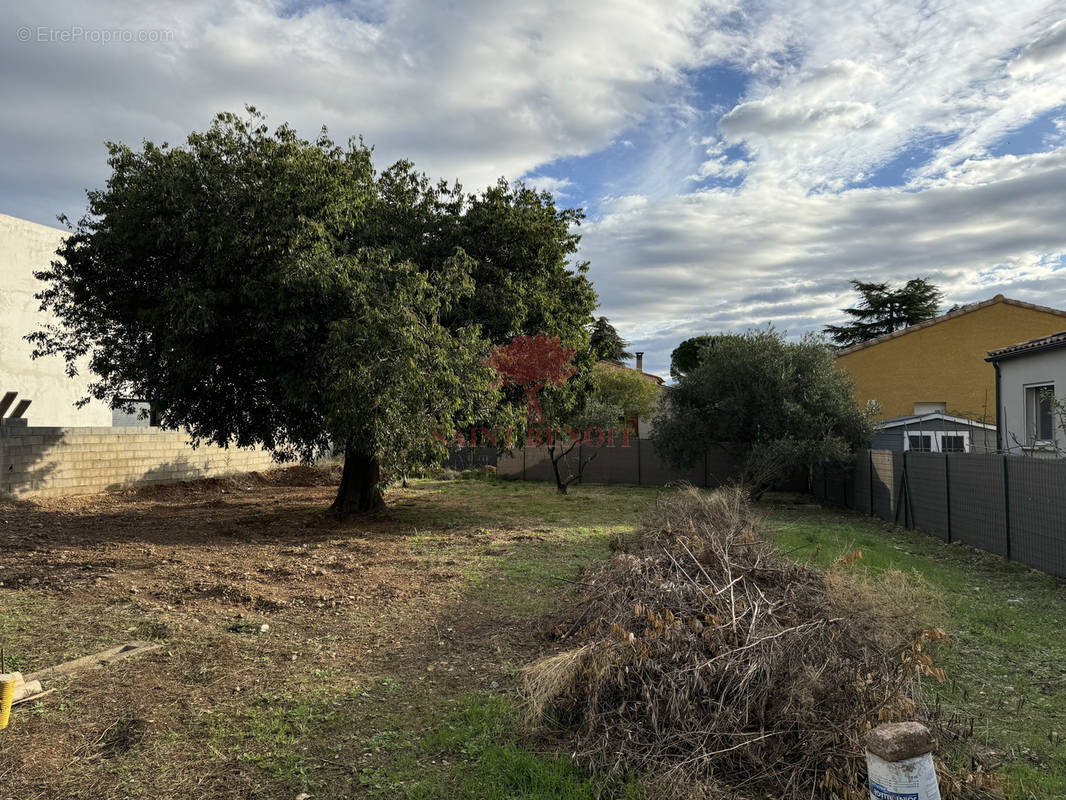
(522, 486, 988, 799)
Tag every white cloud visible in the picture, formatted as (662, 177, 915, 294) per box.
(585, 144, 1066, 378)
(1011, 18, 1066, 76)
(689, 137, 748, 180)
(522, 175, 573, 196)
(8, 0, 1066, 383)
(0, 0, 740, 224)
(703, 1, 1066, 190)
(573, 0, 1066, 377)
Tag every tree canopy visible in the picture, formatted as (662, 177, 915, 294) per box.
(670, 334, 715, 380)
(592, 362, 659, 433)
(486, 335, 577, 422)
(30, 109, 597, 514)
(589, 316, 633, 365)
(652, 329, 874, 494)
(823, 279, 943, 347)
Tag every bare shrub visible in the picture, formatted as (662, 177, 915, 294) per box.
(522, 486, 972, 799)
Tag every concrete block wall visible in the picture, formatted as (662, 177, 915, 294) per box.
(0, 425, 278, 498)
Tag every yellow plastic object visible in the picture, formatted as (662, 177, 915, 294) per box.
(0, 676, 14, 730)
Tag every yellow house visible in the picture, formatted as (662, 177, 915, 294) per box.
(835, 295, 1066, 421)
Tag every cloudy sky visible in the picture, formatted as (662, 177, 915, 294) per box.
(5, 0, 1066, 377)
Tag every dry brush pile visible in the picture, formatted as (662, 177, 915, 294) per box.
(523, 487, 981, 800)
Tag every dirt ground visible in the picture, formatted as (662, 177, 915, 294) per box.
(0, 470, 646, 799)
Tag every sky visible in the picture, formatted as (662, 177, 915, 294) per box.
(5, 1, 1066, 379)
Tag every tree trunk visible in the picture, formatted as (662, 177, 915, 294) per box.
(548, 445, 571, 494)
(330, 447, 385, 517)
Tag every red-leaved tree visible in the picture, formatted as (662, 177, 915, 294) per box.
(486, 335, 576, 421)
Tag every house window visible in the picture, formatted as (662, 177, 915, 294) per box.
(1025, 384, 1055, 445)
(907, 435, 932, 452)
(940, 435, 966, 453)
(901, 430, 971, 453)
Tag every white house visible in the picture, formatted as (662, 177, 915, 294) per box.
(0, 212, 112, 426)
(987, 331, 1066, 456)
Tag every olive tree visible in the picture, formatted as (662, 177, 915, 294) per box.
(652, 329, 875, 496)
(32, 110, 596, 516)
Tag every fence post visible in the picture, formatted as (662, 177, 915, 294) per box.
(868, 450, 874, 517)
(1002, 455, 1012, 561)
(896, 451, 906, 527)
(636, 437, 642, 487)
(944, 453, 952, 544)
(522, 448, 527, 482)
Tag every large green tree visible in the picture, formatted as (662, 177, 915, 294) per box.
(30, 110, 595, 515)
(669, 334, 715, 380)
(588, 316, 633, 364)
(652, 329, 874, 495)
(823, 278, 942, 347)
(362, 161, 596, 350)
(359, 159, 599, 425)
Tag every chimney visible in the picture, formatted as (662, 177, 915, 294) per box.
(635, 352, 644, 372)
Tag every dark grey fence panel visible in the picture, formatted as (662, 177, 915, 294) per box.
(500, 444, 1066, 580)
(905, 452, 949, 540)
(442, 447, 498, 471)
(1006, 457, 1066, 575)
(640, 440, 705, 486)
(827, 466, 849, 507)
(948, 453, 1007, 557)
(809, 450, 1066, 580)
(854, 451, 872, 516)
(579, 444, 619, 484)
(523, 447, 556, 483)
(493, 442, 744, 488)
(604, 444, 641, 484)
(497, 451, 523, 479)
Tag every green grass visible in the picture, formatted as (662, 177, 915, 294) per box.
(207, 684, 638, 799)
(381, 694, 639, 800)
(197, 479, 658, 799)
(764, 503, 1066, 799)
(8, 477, 1062, 799)
(191, 482, 1066, 799)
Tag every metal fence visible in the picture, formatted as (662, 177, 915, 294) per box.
(441, 446, 499, 471)
(496, 440, 743, 487)
(815, 450, 1066, 579)
(487, 440, 814, 490)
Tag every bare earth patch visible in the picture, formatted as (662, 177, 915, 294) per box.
(0, 472, 653, 799)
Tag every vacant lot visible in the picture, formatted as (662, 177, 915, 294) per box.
(0, 475, 1063, 799)
(0, 473, 656, 799)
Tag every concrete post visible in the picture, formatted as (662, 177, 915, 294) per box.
(865, 721, 941, 800)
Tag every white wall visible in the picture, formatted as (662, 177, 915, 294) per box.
(997, 347, 1066, 455)
(0, 213, 111, 426)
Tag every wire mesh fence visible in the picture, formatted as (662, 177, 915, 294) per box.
(496, 440, 745, 488)
(441, 446, 498, 471)
(815, 450, 1066, 579)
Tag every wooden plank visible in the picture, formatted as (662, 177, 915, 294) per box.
(12, 688, 55, 706)
(12, 680, 42, 702)
(25, 641, 161, 682)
